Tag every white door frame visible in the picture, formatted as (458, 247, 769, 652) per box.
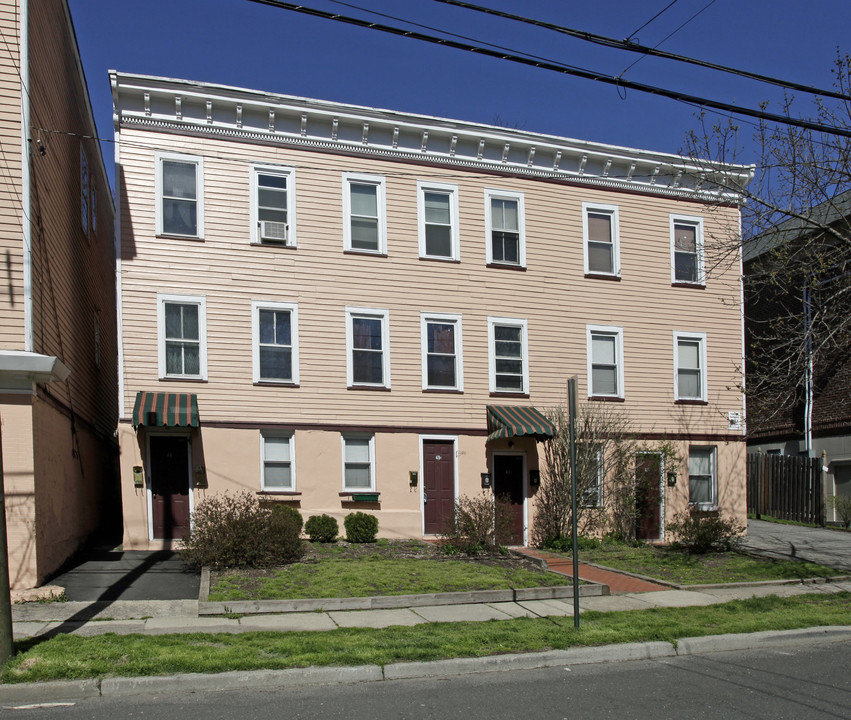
(419, 434, 459, 536)
(145, 429, 194, 542)
(490, 450, 528, 546)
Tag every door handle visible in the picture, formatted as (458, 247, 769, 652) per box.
(423, 492, 427, 503)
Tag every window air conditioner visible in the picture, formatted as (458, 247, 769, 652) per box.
(260, 220, 289, 244)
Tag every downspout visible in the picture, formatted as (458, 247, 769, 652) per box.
(20, 0, 31, 351)
(111, 72, 125, 419)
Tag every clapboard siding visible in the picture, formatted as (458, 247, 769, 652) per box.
(119, 127, 743, 435)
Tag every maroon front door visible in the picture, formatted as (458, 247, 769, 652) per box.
(150, 435, 191, 540)
(635, 453, 662, 540)
(493, 454, 524, 545)
(423, 440, 455, 534)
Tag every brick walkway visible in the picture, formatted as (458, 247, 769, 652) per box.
(518, 548, 668, 594)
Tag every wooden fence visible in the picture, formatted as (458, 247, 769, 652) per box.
(746, 453, 825, 525)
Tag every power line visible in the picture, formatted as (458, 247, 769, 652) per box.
(626, 0, 681, 41)
(434, 0, 851, 103)
(245, 0, 851, 138)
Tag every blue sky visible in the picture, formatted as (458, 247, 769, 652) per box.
(69, 0, 850, 189)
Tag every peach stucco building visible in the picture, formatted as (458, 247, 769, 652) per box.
(0, 1, 117, 589)
(111, 72, 752, 549)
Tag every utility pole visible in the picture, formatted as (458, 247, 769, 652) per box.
(0, 417, 13, 663)
(568, 377, 580, 628)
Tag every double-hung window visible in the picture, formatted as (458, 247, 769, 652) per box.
(156, 151, 204, 238)
(342, 434, 375, 491)
(488, 317, 529, 394)
(583, 203, 620, 276)
(674, 331, 707, 402)
(343, 173, 386, 254)
(587, 325, 624, 399)
(261, 432, 295, 491)
(418, 181, 459, 260)
(486, 189, 525, 267)
(671, 215, 704, 285)
(688, 446, 716, 508)
(158, 294, 207, 379)
(252, 301, 299, 384)
(346, 307, 390, 388)
(251, 164, 295, 246)
(421, 313, 463, 391)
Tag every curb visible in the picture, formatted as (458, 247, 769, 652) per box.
(2, 626, 849, 704)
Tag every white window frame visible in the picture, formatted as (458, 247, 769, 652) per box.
(342, 433, 376, 491)
(487, 316, 529, 394)
(157, 293, 208, 380)
(260, 431, 296, 492)
(346, 306, 391, 388)
(420, 312, 463, 391)
(156, 151, 204, 239)
(673, 331, 708, 402)
(342, 172, 387, 254)
(485, 188, 526, 267)
(688, 445, 717, 509)
(252, 300, 299, 385)
(582, 202, 620, 277)
(586, 324, 625, 399)
(417, 181, 460, 260)
(250, 163, 296, 246)
(670, 214, 704, 285)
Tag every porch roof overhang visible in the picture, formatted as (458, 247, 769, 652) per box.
(0, 350, 70, 393)
(132, 391, 199, 428)
(486, 405, 555, 442)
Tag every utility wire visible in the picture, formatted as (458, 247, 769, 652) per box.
(434, 0, 851, 103)
(626, 0, 681, 41)
(245, 0, 851, 138)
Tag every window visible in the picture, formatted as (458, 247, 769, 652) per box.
(674, 331, 707, 401)
(417, 181, 459, 260)
(157, 294, 207, 379)
(671, 215, 704, 285)
(485, 189, 525, 267)
(580, 446, 605, 508)
(688, 446, 716, 508)
(488, 317, 529, 394)
(261, 432, 294, 491)
(80, 147, 89, 235)
(342, 434, 375, 490)
(252, 301, 299, 384)
(251, 164, 295, 246)
(582, 203, 619, 276)
(156, 151, 204, 238)
(343, 173, 386, 253)
(587, 325, 624, 398)
(421, 313, 463, 390)
(346, 307, 390, 388)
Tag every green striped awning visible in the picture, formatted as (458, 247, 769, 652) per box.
(132, 391, 199, 428)
(487, 405, 555, 442)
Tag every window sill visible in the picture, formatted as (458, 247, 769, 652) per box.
(251, 241, 297, 250)
(486, 262, 526, 272)
(343, 249, 388, 258)
(254, 381, 300, 388)
(158, 376, 208, 383)
(671, 281, 705, 289)
(348, 385, 391, 391)
(584, 273, 621, 281)
(257, 491, 301, 497)
(419, 255, 460, 264)
(675, 399, 708, 405)
(157, 233, 205, 242)
(588, 395, 625, 403)
(339, 491, 380, 503)
(423, 388, 464, 394)
(489, 391, 530, 399)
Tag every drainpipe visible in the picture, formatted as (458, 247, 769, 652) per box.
(20, 0, 31, 351)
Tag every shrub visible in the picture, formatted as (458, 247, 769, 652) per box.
(438, 492, 513, 555)
(272, 504, 303, 534)
(828, 495, 851, 529)
(344, 512, 378, 543)
(305, 514, 339, 543)
(180, 491, 303, 570)
(668, 508, 744, 554)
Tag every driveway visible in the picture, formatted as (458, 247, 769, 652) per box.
(742, 519, 851, 572)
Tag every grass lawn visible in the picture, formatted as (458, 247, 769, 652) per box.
(210, 558, 571, 601)
(3, 593, 849, 683)
(574, 542, 842, 585)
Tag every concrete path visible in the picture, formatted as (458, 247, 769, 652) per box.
(742, 519, 851, 571)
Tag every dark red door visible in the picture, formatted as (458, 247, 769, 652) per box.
(423, 441, 455, 534)
(493, 454, 524, 545)
(150, 435, 191, 540)
(635, 453, 662, 540)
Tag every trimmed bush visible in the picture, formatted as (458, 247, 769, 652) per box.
(668, 508, 744, 554)
(344, 511, 378, 543)
(272, 504, 303, 534)
(305, 514, 339, 543)
(180, 491, 304, 570)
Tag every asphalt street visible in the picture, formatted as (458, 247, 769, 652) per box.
(741, 519, 851, 572)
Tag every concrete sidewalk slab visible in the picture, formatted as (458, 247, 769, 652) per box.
(579, 595, 651, 612)
(412, 603, 516, 623)
(143, 616, 241, 634)
(517, 598, 576, 616)
(12, 599, 198, 623)
(71, 621, 148, 637)
(328, 608, 426, 628)
(485, 601, 538, 618)
(625, 589, 719, 608)
(238, 613, 338, 632)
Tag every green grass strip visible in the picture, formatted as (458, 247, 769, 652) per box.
(3, 592, 849, 684)
(210, 558, 571, 601)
